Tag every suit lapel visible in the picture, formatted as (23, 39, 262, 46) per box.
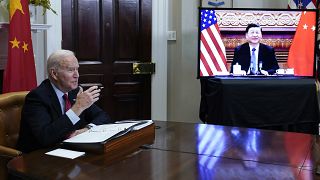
(43, 80, 63, 115)
(51, 95, 62, 115)
(243, 43, 251, 71)
(43, 80, 80, 114)
(258, 43, 264, 62)
(245, 43, 251, 61)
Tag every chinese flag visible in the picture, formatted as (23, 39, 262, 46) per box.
(3, 0, 37, 93)
(287, 11, 316, 76)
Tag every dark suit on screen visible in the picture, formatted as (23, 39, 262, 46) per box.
(17, 79, 112, 153)
(230, 42, 279, 74)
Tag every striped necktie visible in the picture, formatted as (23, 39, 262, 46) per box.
(251, 48, 257, 74)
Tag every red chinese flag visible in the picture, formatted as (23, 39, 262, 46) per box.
(287, 11, 316, 76)
(3, 0, 37, 93)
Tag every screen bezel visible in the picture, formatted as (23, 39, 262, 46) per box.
(197, 8, 318, 79)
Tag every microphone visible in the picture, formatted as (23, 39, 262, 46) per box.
(250, 62, 253, 75)
(258, 61, 262, 73)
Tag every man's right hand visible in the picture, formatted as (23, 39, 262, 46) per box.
(71, 86, 101, 116)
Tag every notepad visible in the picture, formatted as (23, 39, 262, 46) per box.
(45, 148, 85, 159)
(63, 120, 153, 143)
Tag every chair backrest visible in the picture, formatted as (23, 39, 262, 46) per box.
(0, 91, 28, 149)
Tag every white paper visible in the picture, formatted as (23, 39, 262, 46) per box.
(64, 123, 138, 143)
(63, 120, 154, 144)
(132, 120, 153, 130)
(45, 148, 85, 159)
(113, 120, 153, 130)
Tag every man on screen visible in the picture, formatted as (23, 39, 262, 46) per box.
(230, 23, 279, 75)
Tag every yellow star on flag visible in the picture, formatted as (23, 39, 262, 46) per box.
(10, 37, 20, 48)
(10, 0, 24, 20)
(22, 42, 28, 52)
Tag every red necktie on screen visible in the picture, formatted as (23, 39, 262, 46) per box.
(63, 94, 71, 112)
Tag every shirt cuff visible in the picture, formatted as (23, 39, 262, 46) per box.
(85, 123, 96, 129)
(88, 123, 96, 127)
(66, 109, 80, 125)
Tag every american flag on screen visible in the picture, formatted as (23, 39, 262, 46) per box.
(199, 9, 228, 77)
(288, 0, 316, 9)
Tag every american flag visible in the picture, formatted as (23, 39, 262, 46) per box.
(199, 9, 228, 76)
(288, 0, 316, 9)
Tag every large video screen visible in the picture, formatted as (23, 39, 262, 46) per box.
(198, 8, 317, 78)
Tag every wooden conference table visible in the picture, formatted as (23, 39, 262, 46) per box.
(7, 121, 320, 179)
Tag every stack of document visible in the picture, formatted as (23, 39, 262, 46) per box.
(64, 120, 153, 144)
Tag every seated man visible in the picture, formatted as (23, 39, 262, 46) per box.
(230, 23, 279, 75)
(17, 49, 113, 153)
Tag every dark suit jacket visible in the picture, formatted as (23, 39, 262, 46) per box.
(230, 43, 279, 74)
(17, 79, 112, 153)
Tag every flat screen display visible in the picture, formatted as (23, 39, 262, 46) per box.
(198, 8, 318, 78)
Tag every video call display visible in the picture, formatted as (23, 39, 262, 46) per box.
(198, 8, 317, 78)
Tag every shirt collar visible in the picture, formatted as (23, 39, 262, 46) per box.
(249, 44, 259, 52)
(50, 82, 67, 98)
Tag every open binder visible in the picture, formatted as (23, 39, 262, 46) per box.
(62, 120, 155, 154)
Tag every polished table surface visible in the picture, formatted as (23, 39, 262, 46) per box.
(200, 77, 320, 134)
(8, 121, 320, 179)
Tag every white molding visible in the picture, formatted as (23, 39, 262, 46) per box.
(151, 0, 168, 121)
(44, 0, 62, 80)
(0, 22, 51, 32)
(0, 22, 8, 29)
(31, 23, 52, 32)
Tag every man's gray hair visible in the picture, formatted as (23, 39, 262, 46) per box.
(47, 49, 75, 76)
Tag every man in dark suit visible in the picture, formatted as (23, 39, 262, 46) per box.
(17, 50, 113, 153)
(230, 23, 279, 75)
